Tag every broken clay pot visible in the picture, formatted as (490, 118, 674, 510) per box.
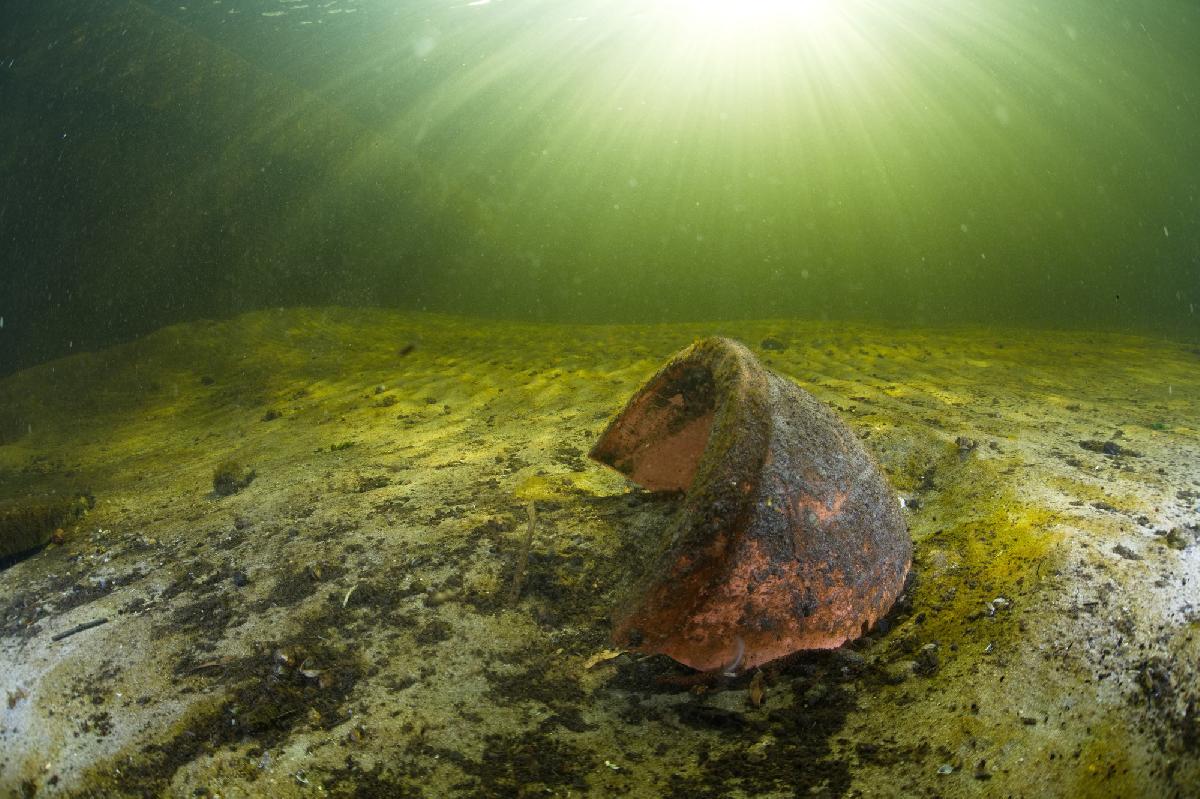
(590, 337, 911, 672)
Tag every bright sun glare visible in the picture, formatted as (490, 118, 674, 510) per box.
(648, 0, 857, 70)
(664, 0, 843, 37)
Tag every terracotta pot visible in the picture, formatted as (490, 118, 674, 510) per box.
(591, 337, 911, 672)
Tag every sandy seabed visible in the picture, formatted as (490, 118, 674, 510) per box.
(0, 308, 1197, 798)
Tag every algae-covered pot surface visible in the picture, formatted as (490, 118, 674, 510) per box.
(591, 337, 911, 672)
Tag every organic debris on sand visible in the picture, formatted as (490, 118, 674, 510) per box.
(0, 308, 1196, 797)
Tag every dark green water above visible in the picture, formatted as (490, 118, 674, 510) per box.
(1, 0, 1197, 373)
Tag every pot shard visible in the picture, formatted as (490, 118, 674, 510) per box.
(590, 337, 911, 672)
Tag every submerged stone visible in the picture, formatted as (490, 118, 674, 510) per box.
(0, 493, 93, 566)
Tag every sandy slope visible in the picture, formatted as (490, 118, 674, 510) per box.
(1, 308, 1197, 798)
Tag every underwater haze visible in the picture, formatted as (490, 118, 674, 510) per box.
(1, 0, 1198, 372)
(4, 3, 1200, 796)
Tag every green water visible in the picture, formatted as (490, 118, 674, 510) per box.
(0, 0, 1197, 373)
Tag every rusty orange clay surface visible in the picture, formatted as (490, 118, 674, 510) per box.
(590, 337, 912, 672)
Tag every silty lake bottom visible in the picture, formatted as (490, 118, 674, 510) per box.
(0, 309, 1197, 798)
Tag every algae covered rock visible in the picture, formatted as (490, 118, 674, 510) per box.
(0, 492, 93, 565)
(213, 460, 256, 496)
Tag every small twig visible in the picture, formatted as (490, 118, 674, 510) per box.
(51, 617, 109, 642)
(185, 657, 235, 674)
(342, 582, 359, 608)
(188, 662, 222, 673)
(270, 708, 302, 725)
(507, 500, 537, 606)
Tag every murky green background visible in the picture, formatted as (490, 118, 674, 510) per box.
(1, 0, 1197, 374)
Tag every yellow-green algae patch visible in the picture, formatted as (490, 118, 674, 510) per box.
(909, 456, 1060, 644)
(1071, 716, 1141, 797)
(1041, 473, 1147, 513)
(845, 451, 1156, 797)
